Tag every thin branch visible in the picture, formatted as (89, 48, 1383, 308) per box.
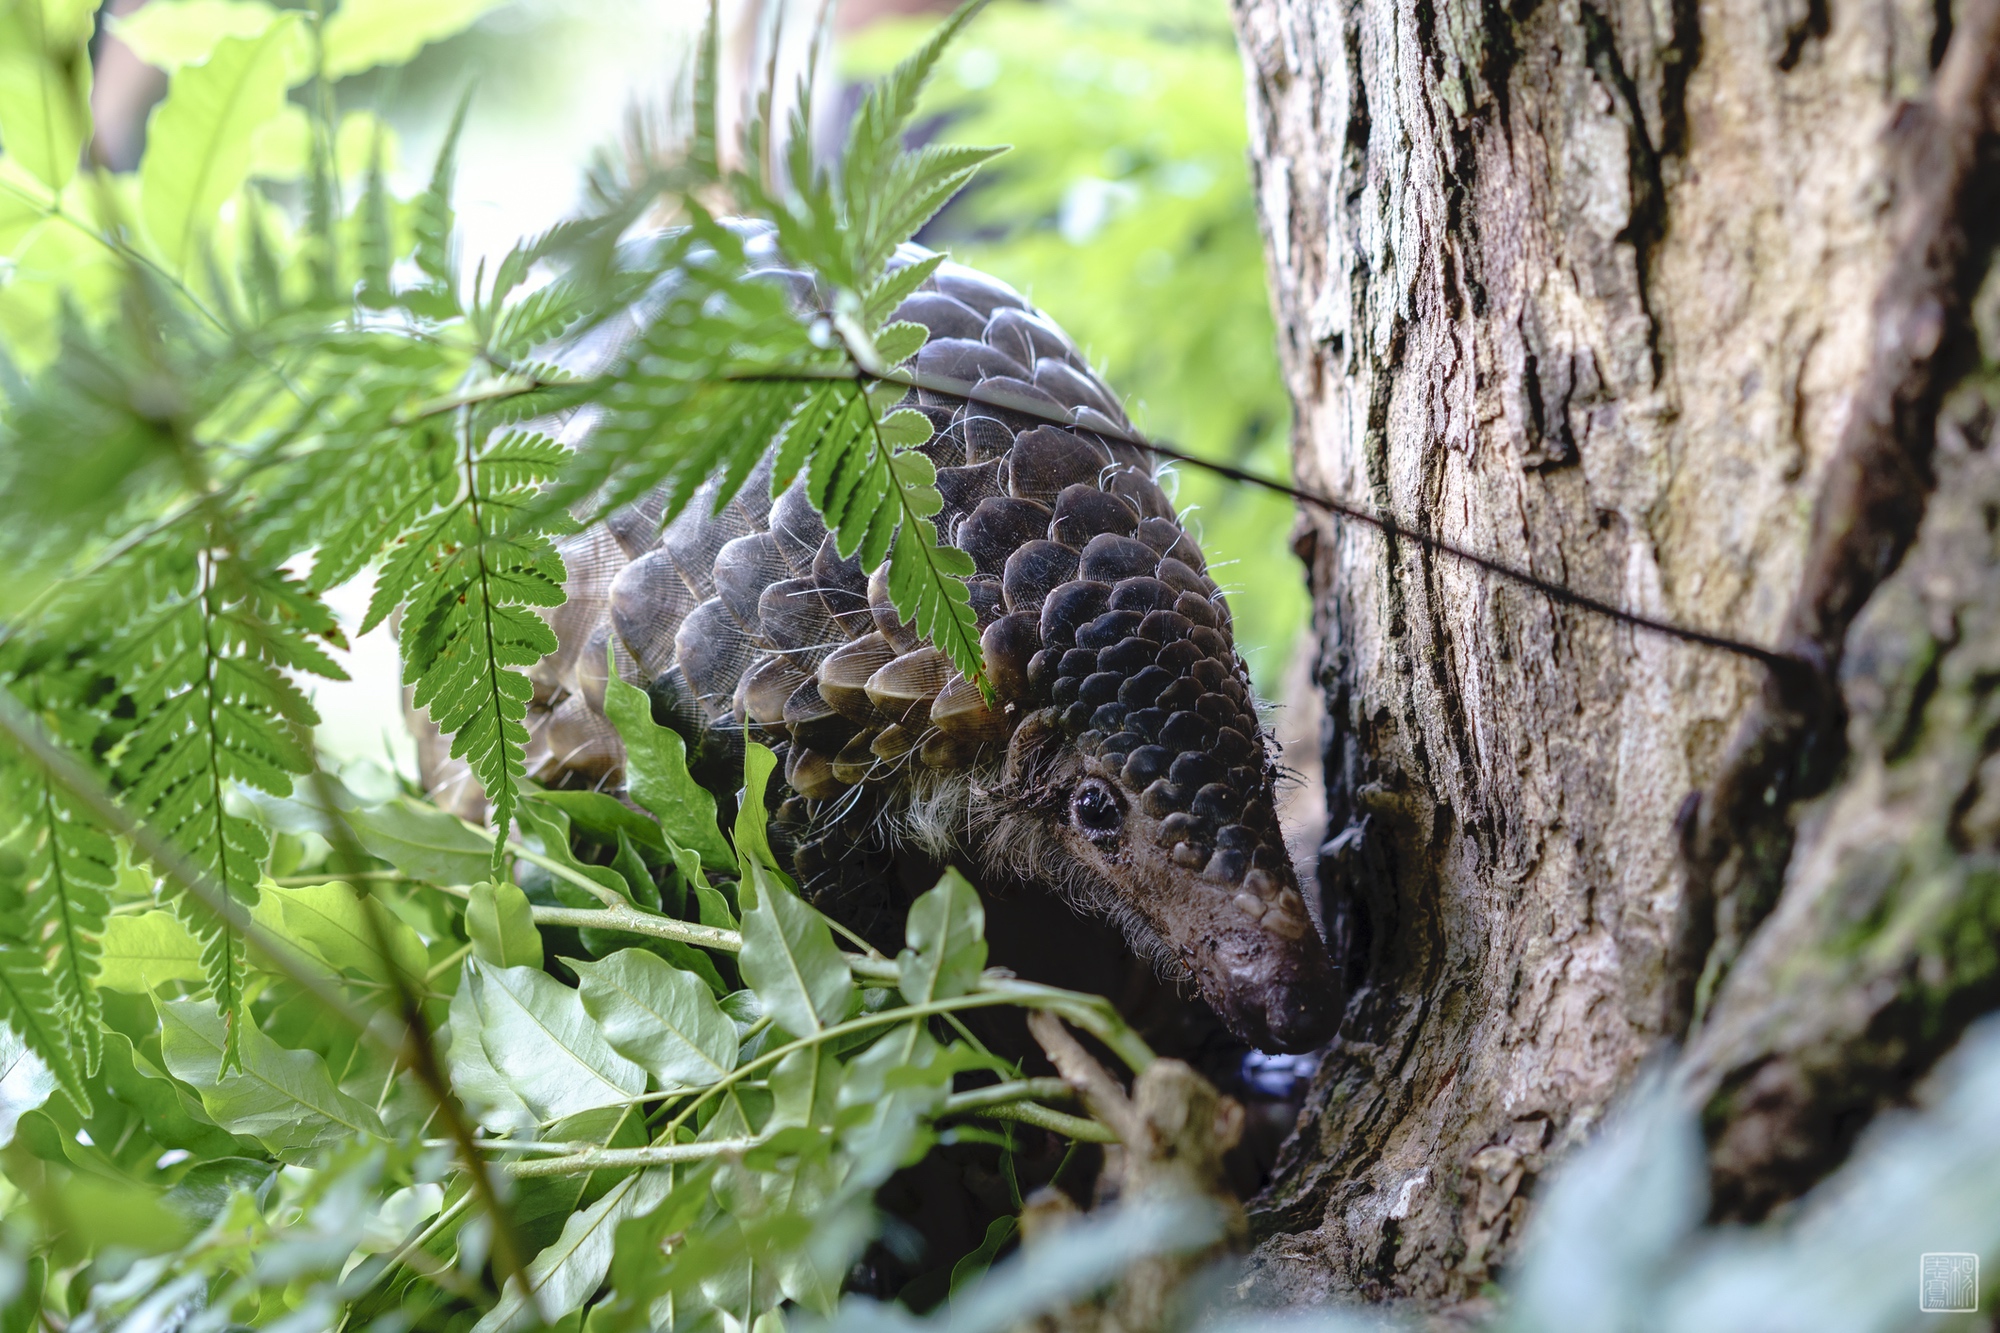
(941, 1077, 1073, 1114)
(971, 1101, 1117, 1144)
(506, 1135, 767, 1178)
(425, 876, 743, 952)
(729, 358, 1799, 674)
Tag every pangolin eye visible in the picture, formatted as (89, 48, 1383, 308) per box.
(1070, 780, 1124, 839)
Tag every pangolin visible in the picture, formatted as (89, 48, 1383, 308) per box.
(418, 222, 1341, 1054)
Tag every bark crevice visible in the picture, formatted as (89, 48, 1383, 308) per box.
(1231, 0, 2000, 1305)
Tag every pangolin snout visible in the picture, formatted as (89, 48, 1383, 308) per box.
(1197, 905, 1344, 1054)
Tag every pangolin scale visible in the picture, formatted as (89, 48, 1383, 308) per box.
(420, 222, 1341, 1053)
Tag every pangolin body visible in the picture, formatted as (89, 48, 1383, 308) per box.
(422, 223, 1340, 1053)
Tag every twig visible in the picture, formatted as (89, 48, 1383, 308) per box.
(971, 1101, 1117, 1144)
(730, 357, 1797, 673)
(941, 1077, 1073, 1113)
(505, 1135, 767, 1178)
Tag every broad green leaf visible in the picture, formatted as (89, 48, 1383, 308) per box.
(138, 18, 300, 273)
(598, 1164, 718, 1333)
(321, 0, 509, 79)
(39, 1173, 190, 1254)
(515, 799, 628, 906)
(738, 864, 851, 1038)
(610, 830, 659, 910)
(693, 881, 738, 931)
(96, 911, 206, 992)
(444, 971, 536, 1134)
(0, 0, 97, 192)
(898, 869, 986, 1003)
(0, 163, 48, 253)
(732, 741, 782, 877)
(601, 671, 732, 870)
(251, 880, 429, 987)
(466, 880, 543, 969)
(644, 937, 730, 998)
(456, 960, 644, 1122)
(0, 1026, 55, 1148)
(344, 796, 494, 885)
(96, 1033, 247, 1158)
(163, 1158, 275, 1226)
(837, 1021, 948, 1184)
(0, 199, 121, 370)
(244, 101, 309, 177)
(950, 1215, 1018, 1295)
(356, 1182, 446, 1255)
(531, 790, 669, 858)
(769, 1045, 840, 1130)
(110, 0, 282, 72)
(473, 1169, 671, 1333)
(158, 998, 386, 1154)
(571, 950, 735, 1088)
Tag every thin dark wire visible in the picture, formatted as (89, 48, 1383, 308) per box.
(740, 362, 1799, 674)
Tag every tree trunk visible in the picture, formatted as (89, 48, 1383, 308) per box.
(1227, 0, 2000, 1306)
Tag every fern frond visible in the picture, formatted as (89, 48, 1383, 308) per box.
(0, 678, 112, 1084)
(794, 380, 983, 687)
(402, 90, 471, 320)
(373, 424, 572, 862)
(18, 774, 112, 1074)
(837, 0, 995, 282)
(558, 222, 828, 523)
(104, 547, 345, 1063)
(0, 926, 90, 1116)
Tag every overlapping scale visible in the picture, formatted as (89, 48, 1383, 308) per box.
(461, 222, 1288, 908)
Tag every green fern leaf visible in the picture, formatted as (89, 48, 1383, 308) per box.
(17, 773, 112, 1075)
(864, 253, 946, 325)
(104, 549, 344, 1063)
(866, 143, 1007, 270)
(0, 929, 90, 1117)
(0, 683, 111, 1085)
(562, 225, 826, 523)
(799, 381, 984, 687)
(404, 89, 471, 319)
(690, 0, 721, 182)
(374, 425, 572, 862)
(838, 0, 992, 280)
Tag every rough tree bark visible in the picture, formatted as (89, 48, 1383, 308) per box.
(1226, 0, 2000, 1307)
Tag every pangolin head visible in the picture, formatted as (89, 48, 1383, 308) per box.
(496, 223, 1344, 1054)
(965, 530, 1341, 1055)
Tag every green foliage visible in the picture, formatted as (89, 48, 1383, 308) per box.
(137, 17, 303, 274)
(844, 0, 1307, 690)
(602, 669, 731, 871)
(0, 0, 97, 193)
(0, 14, 1159, 1327)
(466, 878, 543, 968)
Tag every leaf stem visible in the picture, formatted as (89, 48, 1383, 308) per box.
(505, 1135, 767, 1177)
(940, 1077, 1072, 1114)
(971, 1102, 1117, 1144)
(399, 373, 555, 423)
(427, 878, 741, 953)
(659, 990, 1122, 1143)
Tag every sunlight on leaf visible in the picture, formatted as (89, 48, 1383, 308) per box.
(138, 18, 303, 273)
